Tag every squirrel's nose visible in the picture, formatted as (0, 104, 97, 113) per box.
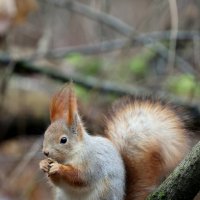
(43, 150, 49, 157)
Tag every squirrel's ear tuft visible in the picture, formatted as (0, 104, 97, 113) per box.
(50, 83, 78, 124)
(66, 83, 78, 126)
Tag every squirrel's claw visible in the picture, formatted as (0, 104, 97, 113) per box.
(39, 159, 50, 173)
(48, 162, 61, 176)
(47, 158, 56, 164)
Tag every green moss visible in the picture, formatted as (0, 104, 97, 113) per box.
(128, 49, 156, 78)
(105, 93, 118, 103)
(80, 58, 102, 75)
(74, 85, 90, 103)
(66, 54, 102, 76)
(147, 191, 166, 200)
(66, 53, 84, 65)
(166, 74, 200, 96)
(157, 191, 166, 199)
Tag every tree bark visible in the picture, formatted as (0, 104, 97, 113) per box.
(147, 141, 200, 200)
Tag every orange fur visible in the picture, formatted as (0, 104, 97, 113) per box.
(50, 83, 78, 125)
(122, 139, 164, 200)
(50, 164, 88, 187)
(106, 96, 190, 200)
(15, 0, 38, 23)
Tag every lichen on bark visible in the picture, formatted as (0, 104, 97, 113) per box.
(147, 141, 200, 200)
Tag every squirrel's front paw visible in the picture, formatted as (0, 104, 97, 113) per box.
(39, 159, 50, 173)
(48, 162, 61, 176)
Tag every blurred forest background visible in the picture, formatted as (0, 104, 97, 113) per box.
(0, 0, 200, 199)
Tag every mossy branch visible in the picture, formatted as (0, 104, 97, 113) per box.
(147, 141, 200, 200)
(0, 54, 200, 107)
(0, 54, 159, 96)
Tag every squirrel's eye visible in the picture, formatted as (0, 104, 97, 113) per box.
(60, 137, 67, 144)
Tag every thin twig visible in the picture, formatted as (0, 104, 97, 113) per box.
(168, 0, 179, 70)
(42, 31, 200, 59)
(30, 1, 71, 61)
(0, 60, 15, 114)
(193, 35, 200, 70)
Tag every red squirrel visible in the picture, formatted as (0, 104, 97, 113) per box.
(39, 84, 125, 200)
(40, 83, 199, 200)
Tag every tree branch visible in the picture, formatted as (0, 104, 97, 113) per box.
(43, 31, 200, 59)
(167, 0, 179, 69)
(45, 0, 134, 37)
(45, 0, 198, 77)
(147, 141, 200, 200)
(0, 54, 152, 96)
(0, 54, 200, 107)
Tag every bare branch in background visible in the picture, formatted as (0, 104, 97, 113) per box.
(45, 0, 134, 37)
(168, 0, 179, 70)
(0, 61, 15, 108)
(193, 35, 200, 70)
(46, 38, 127, 58)
(94, 0, 112, 40)
(44, 0, 198, 79)
(43, 31, 200, 59)
(32, 16, 52, 59)
(0, 55, 151, 96)
(0, 55, 200, 107)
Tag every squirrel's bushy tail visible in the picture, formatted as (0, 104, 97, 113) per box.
(105, 96, 198, 200)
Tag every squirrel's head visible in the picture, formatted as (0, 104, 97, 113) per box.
(42, 83, 85, 163)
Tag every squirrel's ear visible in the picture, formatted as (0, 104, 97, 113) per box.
(50, 83, 78, 124)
